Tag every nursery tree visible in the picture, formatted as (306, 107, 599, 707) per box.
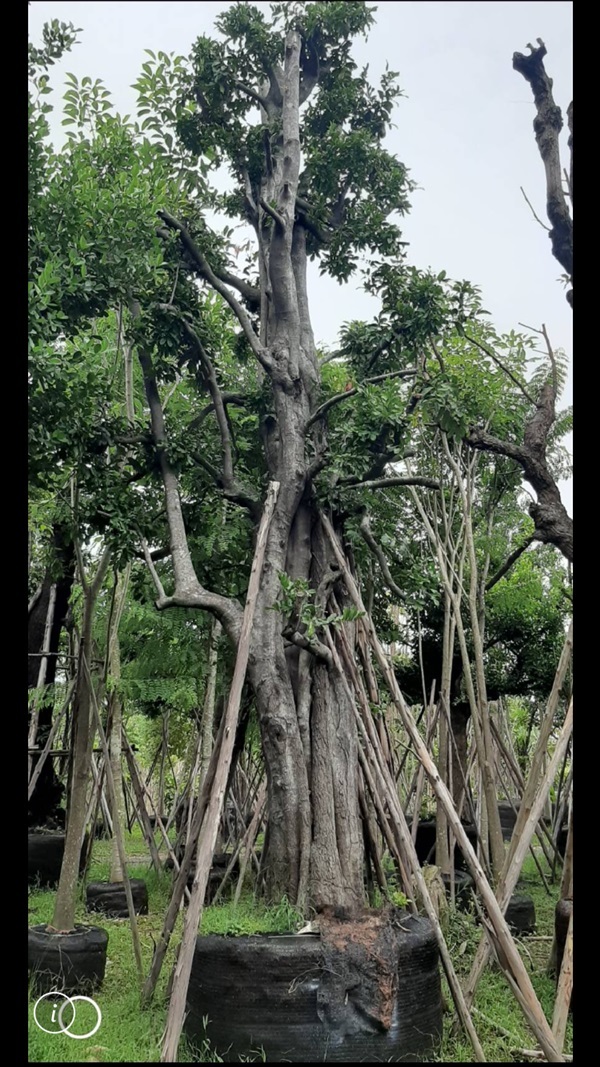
(126, 0, 438, 909)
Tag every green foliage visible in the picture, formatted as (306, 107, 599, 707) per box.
(275, 572, 364, 639)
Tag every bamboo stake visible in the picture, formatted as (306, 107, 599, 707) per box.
(28, 584, 58, 780)
(86, 655, 144, 983)
(27, 685, 73, 801)
(160, 481, 279, 1063)
(123, 734, 164, 876)
(552, 908, 573, 1051)
(233, 779, 267, 906)
(322, 515, 565, 1063)
(460, 701, 572, 1010)
(328, 625, 486, 1061)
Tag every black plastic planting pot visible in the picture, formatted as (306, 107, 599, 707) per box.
(505, 892, 536, 936)
(28, 832, 89, 888)
(498, 801, 520, 842)
(184, 917, 443, 1063)
(28, 924, 109, 995)
(86, 879, 149, 918)
(414, 819, 477, 871)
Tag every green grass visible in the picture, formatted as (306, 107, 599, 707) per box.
(28, 834, 572, 1062)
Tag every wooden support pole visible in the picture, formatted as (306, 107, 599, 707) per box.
(160, 481, 279, 1063)
(322, 515, 566, 1063)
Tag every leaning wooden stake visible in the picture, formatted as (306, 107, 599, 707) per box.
(322, 515, 565, 1063)
(552, 907, 573, 1052)
(160, 481, 279, 1064)
(460, 702, 572, 1013)
(328, 624, 486, 1062)
(86, 655, 144, 983)
(458, 625, 572, 1013)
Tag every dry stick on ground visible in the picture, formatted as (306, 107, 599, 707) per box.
(86, 654, 144, 983)
(459, 700, 573, 1016)
(328, 624, 487, 1062)
(160, 481, 279, 1063)
(552, 907, 573, 1052)
(322, 514, 565, 1063)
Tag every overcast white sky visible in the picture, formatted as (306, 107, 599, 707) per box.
(29, 1, 573, 512)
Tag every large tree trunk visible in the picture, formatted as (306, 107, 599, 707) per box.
(28, 527, 75, 826)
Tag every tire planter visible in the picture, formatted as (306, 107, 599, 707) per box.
(86, 879, 149, 918)
(28, 924, 108, 995)
(414, 819, 477, 872)
(505, 892, 536, 936)
(554, 898, 573, 1012)
(28, 833, 89, 888)
(441, 870, 473, 910)
(498, 801, 520, 842)
(184, 917, 442, 1063)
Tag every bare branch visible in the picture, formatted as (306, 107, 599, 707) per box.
(464, 331, 537, 407)
(344, 474, 441, 492)
(130, 301, 243, 639)
(520, 186, 550, 231)
(359, 513, 404, 600)
(158, 305, 261, 519)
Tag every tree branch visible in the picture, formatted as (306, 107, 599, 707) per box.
(485, 535, 536, 591)
(235, 81, 269, 110)
(158, 305, 262, 520)
(131, 302, 243, 639)
(464, 331, 537, 407)
(157, 211, 269, 368)
(259, 196, 286, 230)
(358, 513, 404, 601)
(305, 369, 416, 430)
(520, 186, 550, 231)
(282, 625, 332, 665)
(344, 474, 441, 492)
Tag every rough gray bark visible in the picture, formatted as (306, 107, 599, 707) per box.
(467, 380, 572, 562)
(512, 41, 573, 307)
